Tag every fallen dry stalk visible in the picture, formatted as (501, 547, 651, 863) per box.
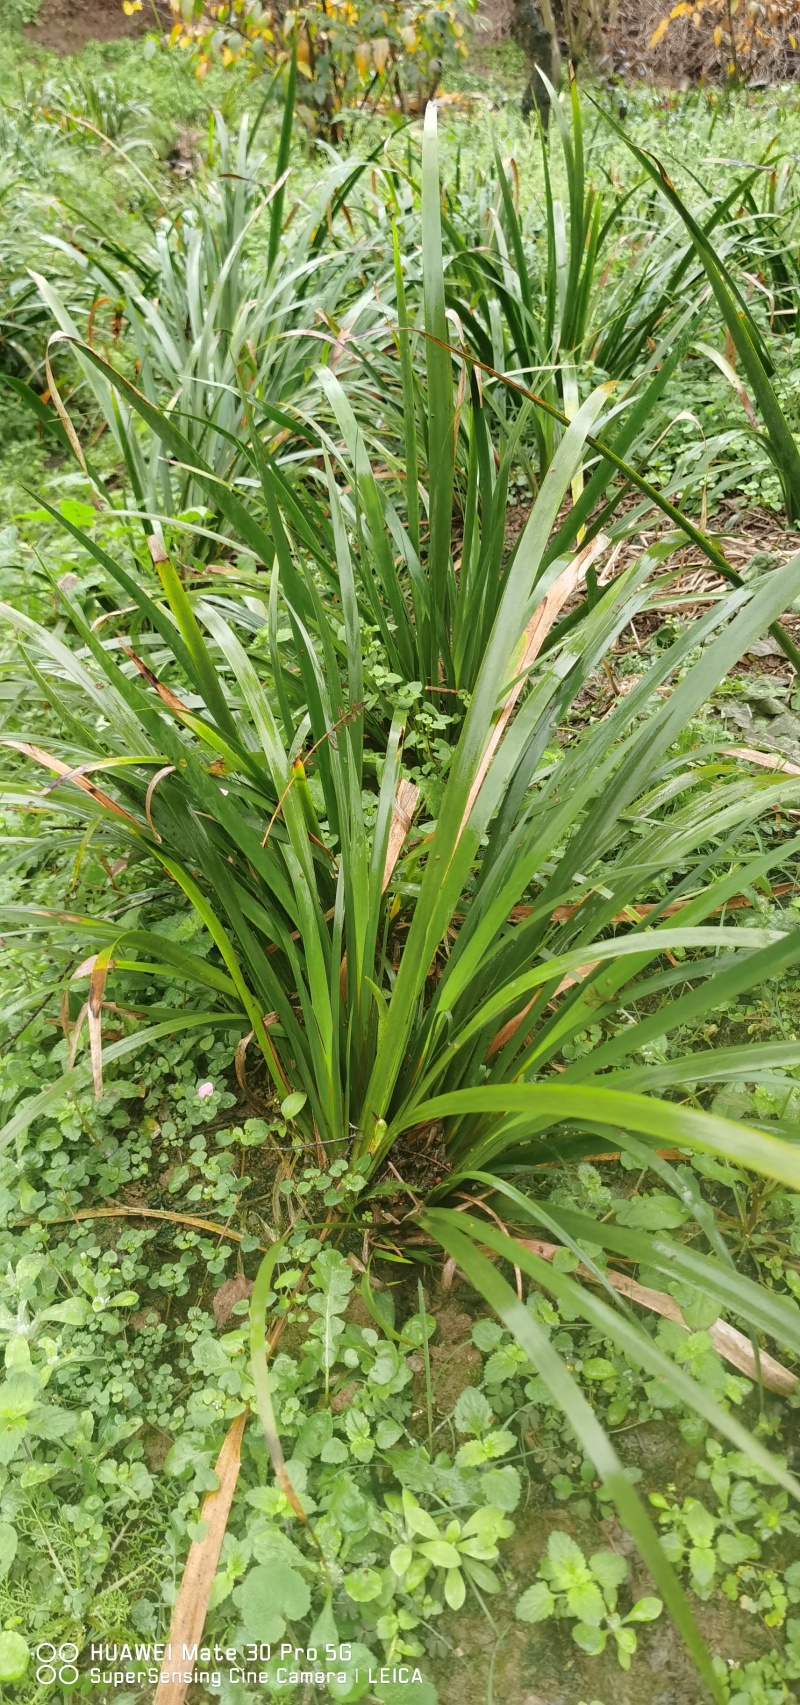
(154, 1409, 247, 1705)
(29, 1204, 274, 1249)
(722, 746, 800, 777)
(518, 1238, 798, 1396)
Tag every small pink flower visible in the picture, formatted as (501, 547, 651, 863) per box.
(197, 1081, 215, 1099)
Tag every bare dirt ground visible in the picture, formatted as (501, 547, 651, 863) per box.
(23, 0, 153, 57)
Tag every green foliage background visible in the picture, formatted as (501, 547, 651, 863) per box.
(3, 23, 800, 1705)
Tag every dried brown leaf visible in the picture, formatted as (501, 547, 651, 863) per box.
(3, 741, 138, 822)
(144, 765, 177, 842)
(382, 778, 420, 892)
(459, 534, 609, 839)
(123, 647, 191, 716)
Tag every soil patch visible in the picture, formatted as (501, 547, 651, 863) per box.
(429, 1518, 774, 1705)
(24, 0, 152, 56)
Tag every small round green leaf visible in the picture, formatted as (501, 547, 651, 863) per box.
(582, 1357, 618, 1381)
(344, 1567, 383, 1602)
(0, 1631, 29, 1682)
(571, 1622, 607, 1656)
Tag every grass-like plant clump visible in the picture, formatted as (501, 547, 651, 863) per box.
(2, 30, 800, 1705)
